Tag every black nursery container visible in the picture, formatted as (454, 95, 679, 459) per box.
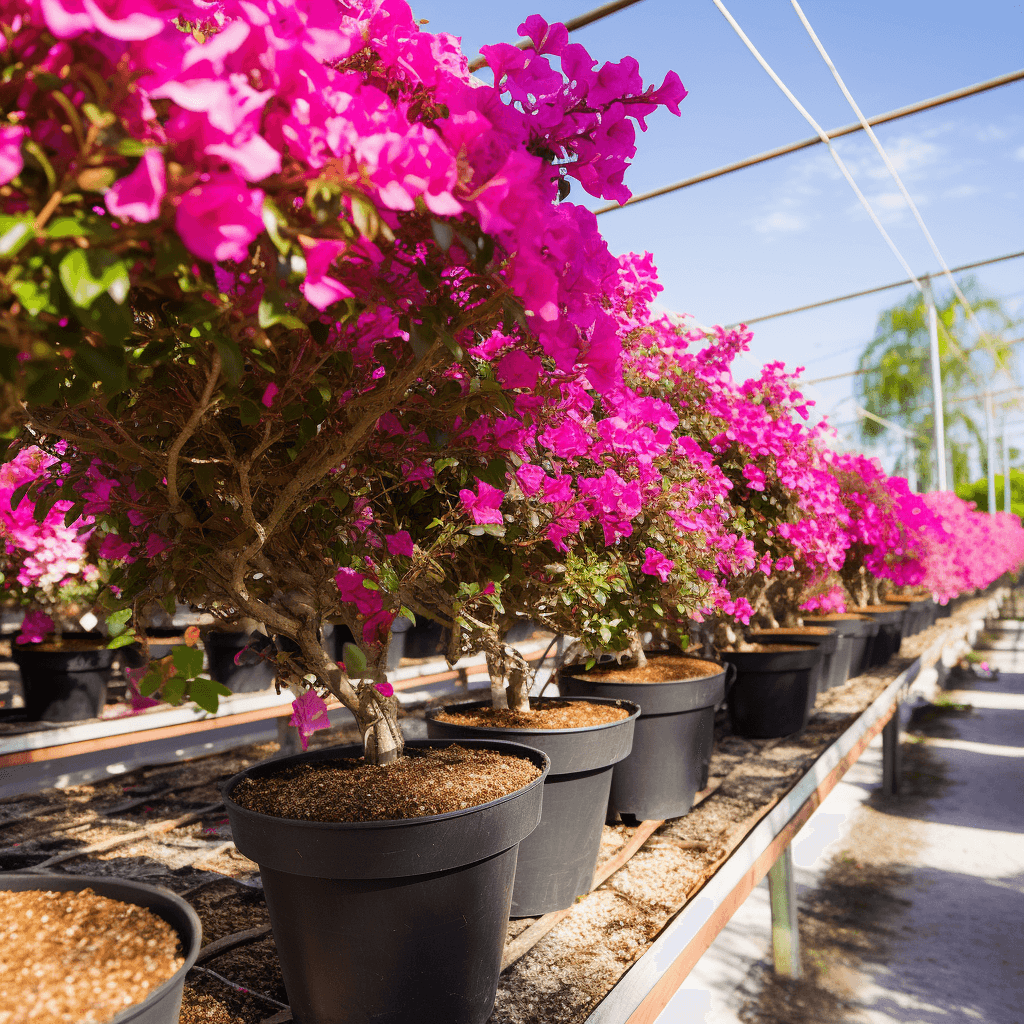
(719, 641, 823, 738)
(559, 656, 727, 822)
(11, 632, 115, 721)
(0, 873, 201, 1024)
(748, 627, 839, 693)
(222, 739, 548, 1024)
(851, 606, 907, 667)
(802, 615, 877, 687)
(426, 696, 638, 916)
(204, 629, 276, 692)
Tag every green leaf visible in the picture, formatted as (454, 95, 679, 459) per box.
(239, 398, 261, 425)
(189, 675, 232, 714)
(58, 249, 129, 308)
(115, 138, 147, 157)
(171, 644, 205, 679)
(106, 608, 133, 635)
(46, 216, 84, 238)
(331, 489, 350, 512)
(11, 279, 52, 317)
(25, 370, 61, 405)
(162, 675, 187, 705)
(106, 631, 138, 649)
(137, 667, 164, 696)
(342, 642, 367, 677)
(214, 337, 244, 386)
(73, 343, 128, 394)
(0, 215, 35, 257)
(430, 219, 454, 252)
(259, 293, 305, 331)
(261, 198, 291, 256)
(10, 480, 31, 511)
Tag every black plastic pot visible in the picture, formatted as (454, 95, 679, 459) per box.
(884, 597, 928, 637)
(935, 600, 952, 619)
(402, 618, 449, 659)
(425, 697, 639, 916)
(222, 738, 548, 1024)
(719, 641, 823, 739)
(204, 630, 276, 692)
(0, 873, 201, 1023)
(11, 632, 115, 722)
(801, 616, 876, 687)
(851, 606, 907, 667)
(748, 628, 838, 694)
(121, 627, 189, 670)
(559, 656, 727, 821)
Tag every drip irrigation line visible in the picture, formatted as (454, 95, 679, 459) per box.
(467, 0, 645, 72)
(595, 68, 1024, 215)
(189, 965, 290, 1011)
(728, 250, 1024, 328)
(790, 0, 1011, 368)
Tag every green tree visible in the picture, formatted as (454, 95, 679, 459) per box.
(957, 468, 1024, 518)
(855, 276, 1019, 489)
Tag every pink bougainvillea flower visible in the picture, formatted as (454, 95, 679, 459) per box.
(374, 681, 394, 697)
(459, 482, 505, 525)
(40, 0, 164, 41)
(99, 534, 134, 561)
(106, 149, 165, 223)
(288, 689, 332, 750)
(261, 383, 278, 408)
(385, 531, 414, 558)
(495, 350, 542, 390)
(0, 126, 25, 186)
(300, 237, 352, 310)
(175, 174, 264, 263)
(16, 610, 54, 645)
(144, 532, 172, 557)
(641, 547, 675, 582)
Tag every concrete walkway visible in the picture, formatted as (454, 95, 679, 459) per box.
(657, 621, 1024, 1024)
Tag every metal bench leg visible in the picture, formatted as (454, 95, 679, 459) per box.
(767, 845, 801, 979)
(882, 712, 901, 797)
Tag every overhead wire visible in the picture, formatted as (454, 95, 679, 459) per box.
(727, 250, 1024, 328)
(594, 68, 1024, 216)
(790, 0, 1012, 371)
(710, 0, 924, 291)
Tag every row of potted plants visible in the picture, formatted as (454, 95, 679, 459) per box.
(1, 2, 1022, 1022)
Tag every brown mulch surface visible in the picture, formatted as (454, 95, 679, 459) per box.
(433, 698, 630, 730)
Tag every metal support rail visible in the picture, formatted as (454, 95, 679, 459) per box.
(0, 639, 558, 797)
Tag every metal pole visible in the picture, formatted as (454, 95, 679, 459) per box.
(905, 433, 918, 491)
(882, 713, 902, 797)
(924, 276, 948, 490)
(986, 390, 996, 516)
(767, 846, 801, 979)
(1003, 426, 1012, 514)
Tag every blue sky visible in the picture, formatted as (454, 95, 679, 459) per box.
(411, 0, 1024, 470)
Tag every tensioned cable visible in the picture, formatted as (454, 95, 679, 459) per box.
(467, 0, 645, 72)
(595, 68, 1024, 216)
(710, 0, 925, 293)
(791, 0, 1011, 369)
(727, 249, 1024, 328)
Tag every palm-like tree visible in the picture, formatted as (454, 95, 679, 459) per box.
(856, 276, 1019, 490)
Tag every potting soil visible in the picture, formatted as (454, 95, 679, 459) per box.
(231, 744, 542, 822)
(433, 699, 630, 730)
(0, 888, 183, 1024)
(582, 655, 720, 683)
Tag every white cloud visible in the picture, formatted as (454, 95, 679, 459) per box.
(943, 184, 982, 199)
(1014, 145, 1024, 162)
(974, 124, 1012, 143)
(752, 210, 808, 234)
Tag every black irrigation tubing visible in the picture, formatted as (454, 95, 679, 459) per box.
(189, 964, 290, 1011)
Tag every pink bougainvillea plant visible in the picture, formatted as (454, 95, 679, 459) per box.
(0, 1, 685, 761)
(0, 445, 101, 643)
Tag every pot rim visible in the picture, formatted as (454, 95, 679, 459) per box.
(559, 654, 725, 687)
(0, 871, 202, 1024)
(425, 695, 641, 735)
(221, 737, 550, 834)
